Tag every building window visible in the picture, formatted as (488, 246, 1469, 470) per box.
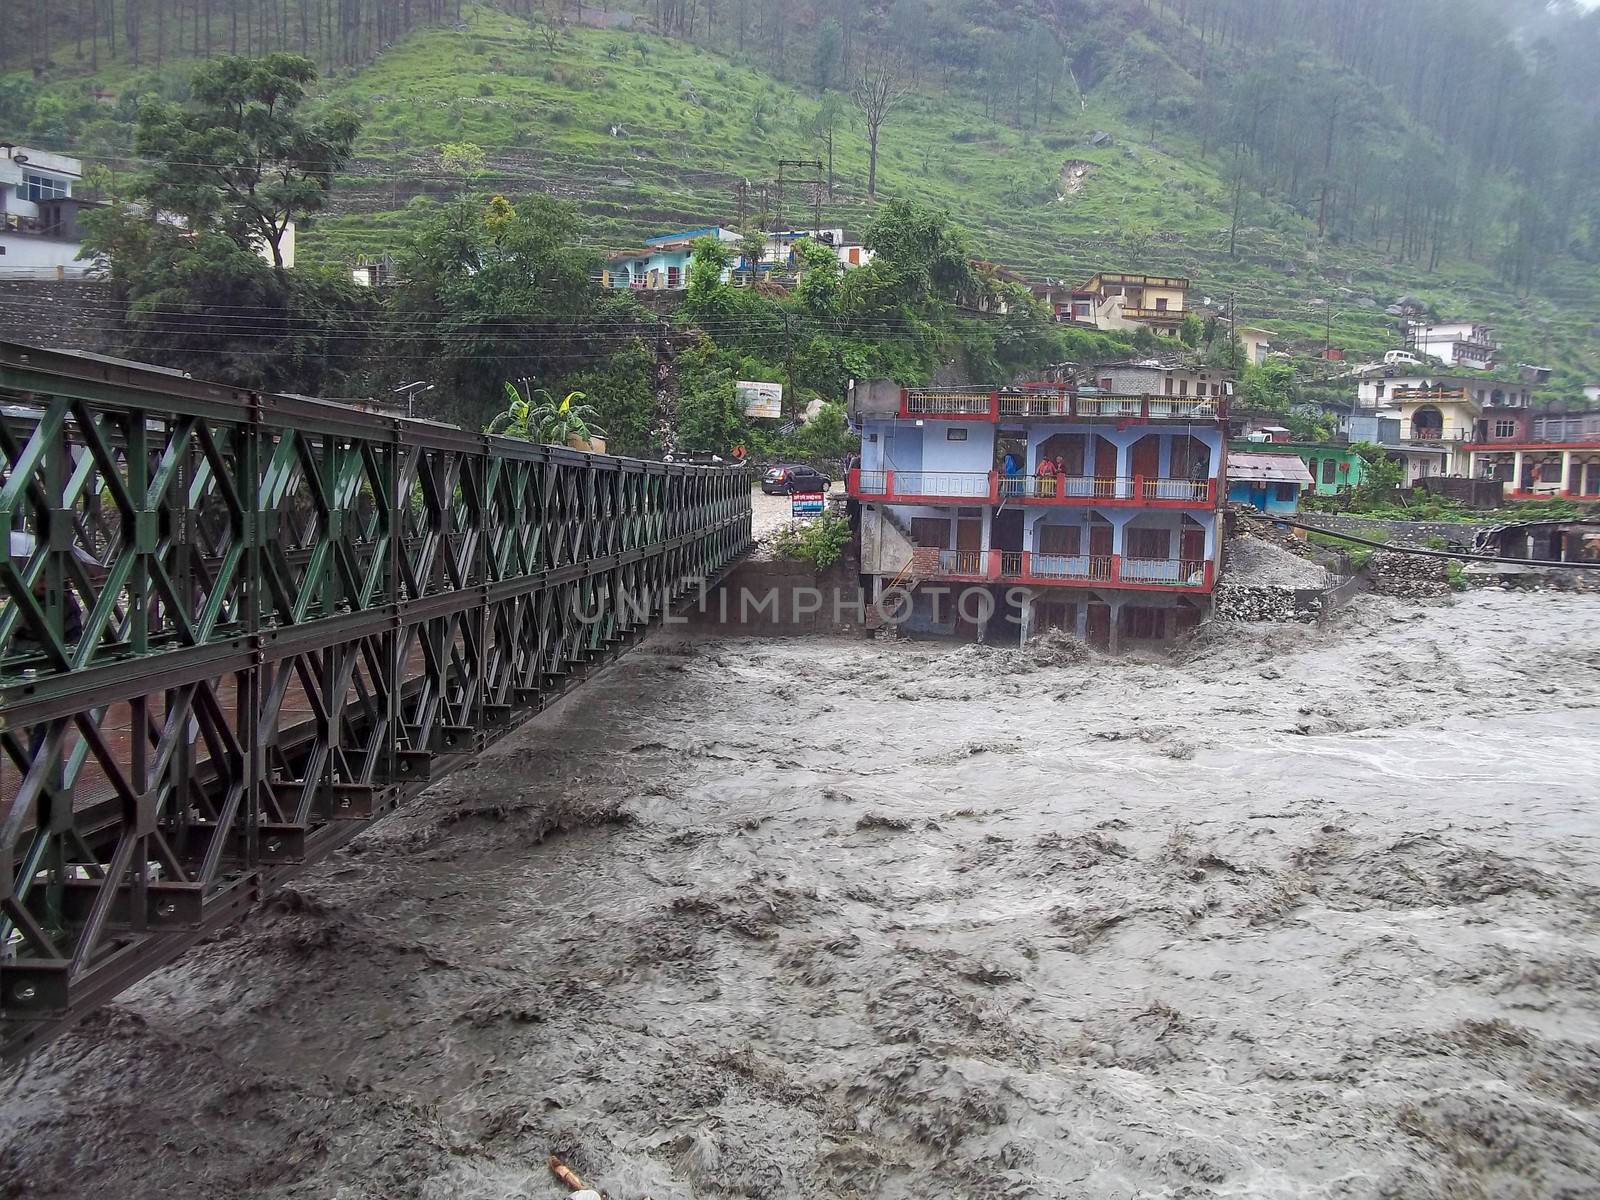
(1374, 382, 1385, 398)
(1155, 298, 1169, 311)
(1099, 377, 1113, 391)
(1494, 421, 1516, 439)
(1196, 382, 1208, 398)
(1163, 376, 1174, 396)
(1274, 482, 1297, 503)
(22, 172, 69, 202)
(667, 266, 682, 289)
(1178, 380, 1189, 397)
(1322, 459, 1337, 485)
(946, 428, 967, 441)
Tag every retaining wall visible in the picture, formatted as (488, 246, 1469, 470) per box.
(0, 278, 117, 353)
(680, 557, 866, 637)
(1297, 513, 1493, 550)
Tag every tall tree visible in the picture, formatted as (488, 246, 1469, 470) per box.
(131, 53, 360, 271)
(852, 54, 911, 199)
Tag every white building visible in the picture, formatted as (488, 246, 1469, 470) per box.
(1078, 359, 1234, 404)
(0, 143, 100, 278)
(763, 228, 873, 271)
(1353, 367, 1533, 411)
(1405, 319, 1499, 370)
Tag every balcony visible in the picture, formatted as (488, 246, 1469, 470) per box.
(1120, 306, 1186, 322)
(850, 468, 998, 504)
(903, 389, 995, 419)
(1393, 388, 1469, 401)
(998, 475, 1216, 509)
(905, 548, 1215, 593)
(895, 389, 1224, 423)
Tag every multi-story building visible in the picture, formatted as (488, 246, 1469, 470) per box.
(1404, 319, 1500, 370)
(1033, 272, 1188, 339)
(846, 378, 1227, 651)
(1464, 409, 1600, 499)
(1352, 367, 1534, 411)
(0, 143, 99, 277)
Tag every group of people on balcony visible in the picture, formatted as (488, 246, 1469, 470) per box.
(999, 452, 1076, 498)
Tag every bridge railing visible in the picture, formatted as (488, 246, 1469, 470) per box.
(0, 341, 752, 1052)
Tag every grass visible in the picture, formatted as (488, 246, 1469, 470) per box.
(14, 3, 1600, 392)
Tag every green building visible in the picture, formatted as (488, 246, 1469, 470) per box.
(1229, 441, 1365, 496)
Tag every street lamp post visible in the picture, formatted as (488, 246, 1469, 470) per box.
(393, 381, 435, 419)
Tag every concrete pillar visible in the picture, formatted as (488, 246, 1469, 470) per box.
(1468, 450, 1477, 479)
(1107, 601, 1122, 654)
(1560, 450, 1573, 496)
(1202, 514, 1217, 560)
(1513, 449, 1525, 492)
(1157, 436, 1172, 478)
(1075, 606, 1089, 640)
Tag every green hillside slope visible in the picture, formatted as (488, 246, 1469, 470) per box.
(9, 2, 1599, 391)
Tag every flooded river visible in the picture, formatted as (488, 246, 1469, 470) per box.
(4, 590, 1600, 1199)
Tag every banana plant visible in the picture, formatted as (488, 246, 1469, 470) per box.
(487, 382, 606, 446)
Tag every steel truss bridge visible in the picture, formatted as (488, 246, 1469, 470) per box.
(0, 342, 751, 1058)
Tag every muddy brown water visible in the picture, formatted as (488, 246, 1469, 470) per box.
(4, 591, 1600, 1199)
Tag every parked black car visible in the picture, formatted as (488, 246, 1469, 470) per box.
(761, 464, 832, 495)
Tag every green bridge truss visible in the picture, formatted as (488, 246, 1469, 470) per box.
(0, 342, 751, 1057)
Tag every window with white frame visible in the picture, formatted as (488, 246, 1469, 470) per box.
(22, 173, 69, 202)
(1494, 421, 1517, 438)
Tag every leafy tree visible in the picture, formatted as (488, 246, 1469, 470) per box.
(81, 204, 371, 394)
(131, 54, 359, 271)
(1240, 360, 1298, 413)
(387, 193, 619, 426)
(439, 141, 489, 195)
(738, 227, 767, 279)
(812, 19, 845, 91)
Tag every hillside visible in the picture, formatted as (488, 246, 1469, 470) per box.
(6, 1, 1599, 392)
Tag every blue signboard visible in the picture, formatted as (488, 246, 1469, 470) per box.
(791, 491, 826, 518)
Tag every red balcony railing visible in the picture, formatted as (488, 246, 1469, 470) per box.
(905, 549, 1215, 592)
(1000, 475, 1216, 508)
(848, 468, 998, 503)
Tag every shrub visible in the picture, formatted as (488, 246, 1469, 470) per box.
(772, 512, 851, 571)
(1445, 560, 1468, 592)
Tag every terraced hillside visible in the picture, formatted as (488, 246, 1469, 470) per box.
(9, 3, 1599, 389)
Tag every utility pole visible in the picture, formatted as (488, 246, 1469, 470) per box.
(735, 179, 748, 229)
(1228, 291, 1237, 374)
(776, 159, 824, 234)
(784, 313, 799, 424)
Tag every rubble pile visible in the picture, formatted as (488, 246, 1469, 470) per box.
(1225, 536, 1329, 589)
(1367, 551, 1454, 597)
(1212, 585, 1325, 623)
(1212, 536, 1333, 623)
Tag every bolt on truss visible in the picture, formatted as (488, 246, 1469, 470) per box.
(0, 342, 752, 1057)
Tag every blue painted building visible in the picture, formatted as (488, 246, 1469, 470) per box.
(604, 226, 741, 290)
(1226, 452, 1314, 515)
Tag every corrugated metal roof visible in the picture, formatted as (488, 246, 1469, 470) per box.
(1227, 453, 1315, 485)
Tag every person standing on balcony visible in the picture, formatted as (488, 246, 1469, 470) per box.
(1001, 452, 1022, 499)
(1038, 454, 1057, 498)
